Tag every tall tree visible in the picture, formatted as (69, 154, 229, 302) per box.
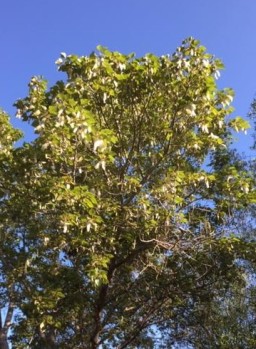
(0, 38, 255, 348)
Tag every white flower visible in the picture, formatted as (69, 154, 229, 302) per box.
(183, 60, 190, 69)
(119, 63, 126, 71)
(55, 58, 63, 65)
(95, 160, 106, 171)
(218, 120, 224, 128)
(16, 109, 22, 119)
(33, 110, 41, 116)
(209, 133, 219, 140)
(93, 139, 104, 152)
(193, 143, 200, 150)
(201, 124, 209, 133)
(185, 104, 196, 116)
(43, 237, 50, 246)
(202, 59, 210, 68)
(86, 223, 91, 232)
(214, 70, 221, 80)
(57, 109, 64, 117)
(241, 184, 249, 194)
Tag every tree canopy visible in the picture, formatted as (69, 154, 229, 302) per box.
(0, 38, 255, 348)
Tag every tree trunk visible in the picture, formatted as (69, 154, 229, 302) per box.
(0, 304, 13, 349)
(0, 317, 9, 349)
(0, 333, 9, 349)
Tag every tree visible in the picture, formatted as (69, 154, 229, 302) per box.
(0, 38, 255, 348)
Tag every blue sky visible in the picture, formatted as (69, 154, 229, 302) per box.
(1, 0, 256, 153)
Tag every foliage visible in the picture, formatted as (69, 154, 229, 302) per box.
(0, 38, 255, 348)
(167, 145, 256, 348)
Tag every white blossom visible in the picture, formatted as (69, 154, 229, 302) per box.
(93, 139, 104, 152)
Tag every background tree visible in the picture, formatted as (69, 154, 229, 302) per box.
(0, 38, 255, 348)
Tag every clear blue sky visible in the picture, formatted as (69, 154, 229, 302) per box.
(1, 0, 256, 153)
